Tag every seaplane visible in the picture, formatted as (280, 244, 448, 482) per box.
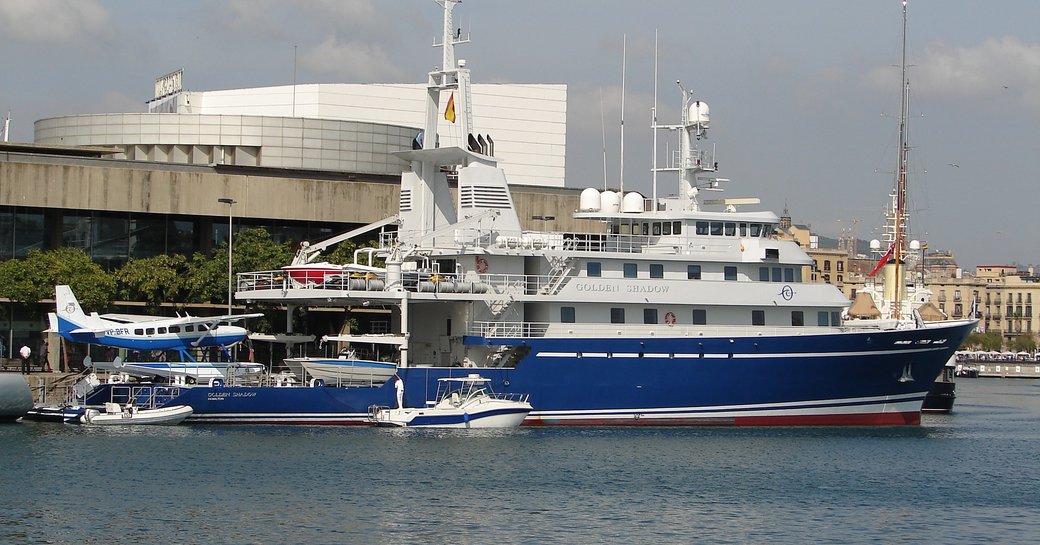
(48, 285, 265, 383)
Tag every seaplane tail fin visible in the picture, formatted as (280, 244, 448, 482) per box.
(53, 285, 105, 334)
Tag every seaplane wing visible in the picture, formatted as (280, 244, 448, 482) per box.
(98, 312, 265, 327)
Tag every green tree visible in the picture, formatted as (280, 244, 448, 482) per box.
(963, 331, 1003, 351)
(185, 228, 293, 305)
(114, 254, 189, 307)
(325, 238, 384, 267)
(0, 248, 114, 310)
(1008, 334, 1037, 354)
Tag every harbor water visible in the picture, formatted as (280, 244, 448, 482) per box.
(2, 379, 1038, 544)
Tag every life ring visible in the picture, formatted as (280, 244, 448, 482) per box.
(664, 311, 677, 326)
(475, 256, 489, 274)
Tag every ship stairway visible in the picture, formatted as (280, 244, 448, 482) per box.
(541, 254, 575, 295)
(488, 281, 523, 317)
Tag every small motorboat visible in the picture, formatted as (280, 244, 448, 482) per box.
(23, 405, 87, 423)
(79, 402, 193, 426)
(369, 374, 531, 428)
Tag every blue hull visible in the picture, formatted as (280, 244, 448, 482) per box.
(95, 321, 974, 426)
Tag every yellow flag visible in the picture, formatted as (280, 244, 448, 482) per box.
(445, 92, 457, 123)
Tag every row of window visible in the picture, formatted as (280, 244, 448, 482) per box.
(560, 307, 842, 327)
(1, 206, 345, 268)
(133, 323, 213, 336)
(606, 221, 776, 239)
(694, 221, 773, 238)
(587, 262, 801, 283)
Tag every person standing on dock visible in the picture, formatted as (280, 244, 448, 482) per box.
(19, 345, 31, 374)
(394, 373, 404, 409)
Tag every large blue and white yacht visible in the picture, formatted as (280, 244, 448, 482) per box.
(154, 0, 975, 426)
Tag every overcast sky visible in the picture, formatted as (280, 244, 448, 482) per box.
(2, 0, 1037, 269)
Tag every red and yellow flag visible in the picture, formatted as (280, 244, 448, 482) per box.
(444, 92, 456, 123)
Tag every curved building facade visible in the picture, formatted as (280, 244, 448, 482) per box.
(34, 114, 415, 176)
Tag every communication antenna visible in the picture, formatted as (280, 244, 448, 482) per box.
(619, 34, 626, 196)
(600, 88, 608, 190)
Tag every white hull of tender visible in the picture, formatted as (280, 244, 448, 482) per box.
(80, 403, 193, 426)
(283, 357, 396, 386)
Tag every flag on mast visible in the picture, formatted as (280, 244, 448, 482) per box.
(444, 92, 456, 123)
(867, 243, 895, 278)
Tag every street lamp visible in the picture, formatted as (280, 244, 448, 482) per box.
(218, 198, 236, 314)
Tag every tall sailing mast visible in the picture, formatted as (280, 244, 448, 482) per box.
(888, 0, 912, 320)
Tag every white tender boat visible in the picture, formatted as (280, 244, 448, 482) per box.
(369, 374, 531, 428)
(283, 354, 396, 387)
(80, 402, 193, 426)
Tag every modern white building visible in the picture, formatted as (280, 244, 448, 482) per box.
(34, 78, 567, 187)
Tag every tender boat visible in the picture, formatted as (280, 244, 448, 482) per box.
(80, 402, 193, 426)
(283, 356, 396, 387)
(23, 405, 87, 423)
(369, 374, 531, 428)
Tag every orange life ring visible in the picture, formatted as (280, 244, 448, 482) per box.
(664, 311, 677, 326)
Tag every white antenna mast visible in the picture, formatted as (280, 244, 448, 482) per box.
(651, 30, 659, 208)
(600, 88, 608, 190)
(619, 34, 626, 196)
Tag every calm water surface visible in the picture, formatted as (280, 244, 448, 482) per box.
(2, 379, 1038, 544)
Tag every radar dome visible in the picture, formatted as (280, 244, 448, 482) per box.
(579, 188, 602, 212)
(601, 190, 621, 214)
(869, 239, 881, 251)
(909, 240, 921, 251)
(621, 192, 644, 213)
(687, 101, 710, 128)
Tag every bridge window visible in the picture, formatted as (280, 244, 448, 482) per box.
(662, 222, 672, 235)
(587, 262, 602, 277)
(169, 326, 181, 333)
(831, 312, 840, 326)
(724, 266, 737, 281)
(650, 264, 664, 279)
(644, 309, 658, 324)
(739, 223, 748, 236)
(158, 327, 167, 334)
(145, 328, 155, 335)
(692, 309, 707, 325)
(710, 222, 723, 236)
(772, 267, 782, 282)
(623, 263, 638, 278)
(765, 248, 779, 259)
(750, 224, 762, 237)
(652, 223, 662, 236)
(752, 310, 765, 326)
(134, 329, 144, 335)
(818, 312, 830, 326)
(610, 308, 625, 324)
(791, 311, 804, 326)
(759, 267, 769, 281)
(784, 268, 796, 282)
(688, 265, 701, 280)
(672, 221, 682, 235)
(199, 324, 209, 331)
(185, 325, 195, 332)
(696, 221, 709, 235)
(725, 223, 736, 236)
(561, 307, 575, 323)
